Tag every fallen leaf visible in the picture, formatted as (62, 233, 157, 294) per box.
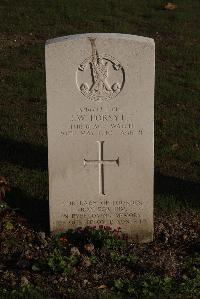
(21, 276, 29, 287)
(32, 264, 40, 271)
(83, 279, 89, 286)
(71, 247, 81, 256)
(84, 243, 94, 253)
(81, 256, 92, 267)
(164, 3, 177, 10)
(4, 221, 14, 230)
(0, 176, 10, 201)
(172, 143, 179, 150)
(59, 236, 68, 243)
(97, 285, 107, 289)
(158, 117, 167, 124)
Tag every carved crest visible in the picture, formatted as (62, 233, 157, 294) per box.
(76, 38, 125, 101)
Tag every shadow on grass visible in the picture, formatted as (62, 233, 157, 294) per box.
(7, 187, 49, 232)
(155, 172, 200, 209)
(0, 137, 47, 171)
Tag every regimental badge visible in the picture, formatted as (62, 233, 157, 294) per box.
(76, 38, 125, 101)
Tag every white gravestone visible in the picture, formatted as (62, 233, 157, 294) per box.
(46, 33, 154, 242)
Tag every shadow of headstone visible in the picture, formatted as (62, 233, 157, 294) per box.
(0, 137, 48, 171)
(7, 187, 49, 232)
(155, 172, 200, 208)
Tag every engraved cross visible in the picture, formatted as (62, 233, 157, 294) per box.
(84, 141, 119, 196)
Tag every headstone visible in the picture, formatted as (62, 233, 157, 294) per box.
(46, 33, 154, 242)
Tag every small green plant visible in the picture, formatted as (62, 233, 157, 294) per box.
(179, 254, 200, 296)
(88, 226, 124, 250)
(47, 249, 79, 274)
(103, 235, 123, 250)
(62, 226, 123, 250)
(114, 279, 124, 291)
(4, 220, 14, 230)
(67, 287, 75, 295)
(47, 253, 67, 273)
(110, 252, 138, 265)
(112, 274, 173, 298)
(9, 284, 50, 299)
(89, 255, 99, 264)
(4, 237, 19, 251)
(110, 252, 121, 262)
(135, 274, 173, 298)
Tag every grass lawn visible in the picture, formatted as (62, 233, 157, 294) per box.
(0, 0, 199, 298)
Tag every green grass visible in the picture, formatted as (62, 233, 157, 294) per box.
(0, 0, 200, 215)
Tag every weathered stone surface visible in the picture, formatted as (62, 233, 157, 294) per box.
(46, 33, 155, 242)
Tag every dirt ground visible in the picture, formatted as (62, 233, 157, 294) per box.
(0, 204, 199, 298)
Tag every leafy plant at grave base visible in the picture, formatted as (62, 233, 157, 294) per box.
(47, 249, 79, 274)
(61, 226, 124, 250)
(51, 232, 69, 251)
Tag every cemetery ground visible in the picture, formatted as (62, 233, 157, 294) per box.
(0, 0, 199, 298)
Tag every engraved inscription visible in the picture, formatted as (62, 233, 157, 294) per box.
(76, 38, 125, 101)
(60, 199, 146, 228)
(60, 105, 144, 137)
(84, 141, 119, 195)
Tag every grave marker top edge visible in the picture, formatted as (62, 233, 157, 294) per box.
(46, 33, 155, 47)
